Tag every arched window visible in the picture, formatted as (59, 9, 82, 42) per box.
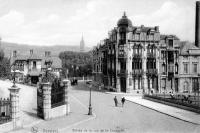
(175, 63, 178, 74)
(162, 63, 165, 74)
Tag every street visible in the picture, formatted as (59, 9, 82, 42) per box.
(1, 80, 199, 133)
(62, 81, 200, 133)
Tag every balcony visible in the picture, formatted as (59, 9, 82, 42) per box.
(117, 69, 128, 76)
(119, 39, 126, 44)
(133, 53, 142, 58)
(147, 53, 156, 58)
(118, 54, 127, 59)
(132, 69, 144, 77)
(108, 69, 115, 75)
(146, 69, 158, 76)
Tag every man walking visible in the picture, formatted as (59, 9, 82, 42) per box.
(121, 97, 125, 107)
(114, 96, 118, 107)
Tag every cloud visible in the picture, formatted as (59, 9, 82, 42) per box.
(131, 1, 195, 41)
(0, 0, 196, 46)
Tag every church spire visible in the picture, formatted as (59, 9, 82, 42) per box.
(80, 35, 85, 52)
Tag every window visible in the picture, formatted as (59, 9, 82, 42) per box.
(183, 63, 188, 74)
(169, 39, 173, 47)
(193, 63, 198, 73)
(175, 63, 178, 74)
(129, 78, 132, 86)
(33, 61, 36, 69)
(162, 64, 165, 74)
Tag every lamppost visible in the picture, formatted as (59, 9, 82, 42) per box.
(43, 60, 52, 82)
(87, 81, 92, 115)
(12, 62, 17, 87)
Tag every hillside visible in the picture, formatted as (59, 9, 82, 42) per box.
(0, 41, 92, 58)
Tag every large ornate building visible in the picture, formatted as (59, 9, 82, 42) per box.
(93, 11, 200, 95)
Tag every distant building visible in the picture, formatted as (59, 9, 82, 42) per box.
(11, 50, 62, 84)
(80, 36, 85, 52)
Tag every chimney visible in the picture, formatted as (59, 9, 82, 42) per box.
(155, 26, 159, 32)
(30, 49, 33, 55)
(13, 50, 17, 58)
(45, 51, 51, 57)
(195, 1, 200, 47)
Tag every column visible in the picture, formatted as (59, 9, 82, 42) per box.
(126, 76, 130, 93)
(142, 46, 148, 94)
(9, 85, 21, 129)
(63, 79, 70, 115)
(42, 82, 52, 120)
(116, 77, 120, 92)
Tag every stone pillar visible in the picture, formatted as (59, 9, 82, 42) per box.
(42, 82, 51, 120)
(8, 85, 21, 129)
(116, 77, 120, 92)
(126, 77, 130, 93)
(142, 46, 148, 94)
(63, 79, 70, 115)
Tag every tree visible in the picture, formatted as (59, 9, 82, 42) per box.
(59, 51, 93, 78)
(0, 49, 10, 78)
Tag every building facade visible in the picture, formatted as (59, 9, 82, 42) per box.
(93, 12, 200, 94)
(11, 50, 62, 84)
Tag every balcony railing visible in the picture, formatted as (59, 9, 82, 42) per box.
(119, 39, 126, 44)
(132, 69, 144, 76)
(146, 69, 158, 76)
(147, 53, 156, 58)
(118, 54, 127, 59)
(117, 69, 128, 75)
(133, 53, 142, 58)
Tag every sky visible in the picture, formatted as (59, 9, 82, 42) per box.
(0, 0, 197, 47)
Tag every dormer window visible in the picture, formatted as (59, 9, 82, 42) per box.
(169, 39, 173, 47)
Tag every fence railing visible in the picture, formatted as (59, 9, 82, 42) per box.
(0, 98, 11, 124)
(144, 93, 200, 110)
(51, 79, 65, 108)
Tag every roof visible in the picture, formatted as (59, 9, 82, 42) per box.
(160, 35, 179, 40)
(11, 53, 62, 69)
(27, 70, 43, 76)
(117, 12, 132, 27)
(41, 56, 62, 69)
(180, 42, 200, 55)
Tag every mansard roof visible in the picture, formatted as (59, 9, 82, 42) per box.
(160, 34, 179, 40)
(180, 41, 200, 55)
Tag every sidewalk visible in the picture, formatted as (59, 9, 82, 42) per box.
(125, 96, 200, 125)
(9, 94, 96, 133)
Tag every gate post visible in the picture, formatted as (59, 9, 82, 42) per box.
(8, 85, 21, 130)
(42, 82, 52, 120)
(63, 79, 70, 115)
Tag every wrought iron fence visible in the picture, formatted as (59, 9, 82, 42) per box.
(51, 78, 65, 108)
(144, 93, 200, 110)
(0, 98, 11, 124)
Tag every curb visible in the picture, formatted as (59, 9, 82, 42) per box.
(126, 97, 200, 125)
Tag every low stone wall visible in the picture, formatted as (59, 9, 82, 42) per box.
(0, 120, 13, 132)
(144, 95, 200, 114)
(51, 105, 67, 119)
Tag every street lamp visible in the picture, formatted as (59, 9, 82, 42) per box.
(12, 63, 17, 87)
(87, 81, 92, 115)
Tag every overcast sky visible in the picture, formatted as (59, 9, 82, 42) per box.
(0, 0, 197, 46)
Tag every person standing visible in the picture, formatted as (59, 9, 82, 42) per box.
(114, 96, 118, 107)
(121, 97, 125, 107)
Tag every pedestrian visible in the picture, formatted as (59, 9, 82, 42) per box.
(121, 97, 125, 107)
(114, 96, 118, 107)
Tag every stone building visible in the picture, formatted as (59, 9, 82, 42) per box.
(178, 42, 200, 94)
(93, 11, 200, 94)
(93, 13, 161, 94)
